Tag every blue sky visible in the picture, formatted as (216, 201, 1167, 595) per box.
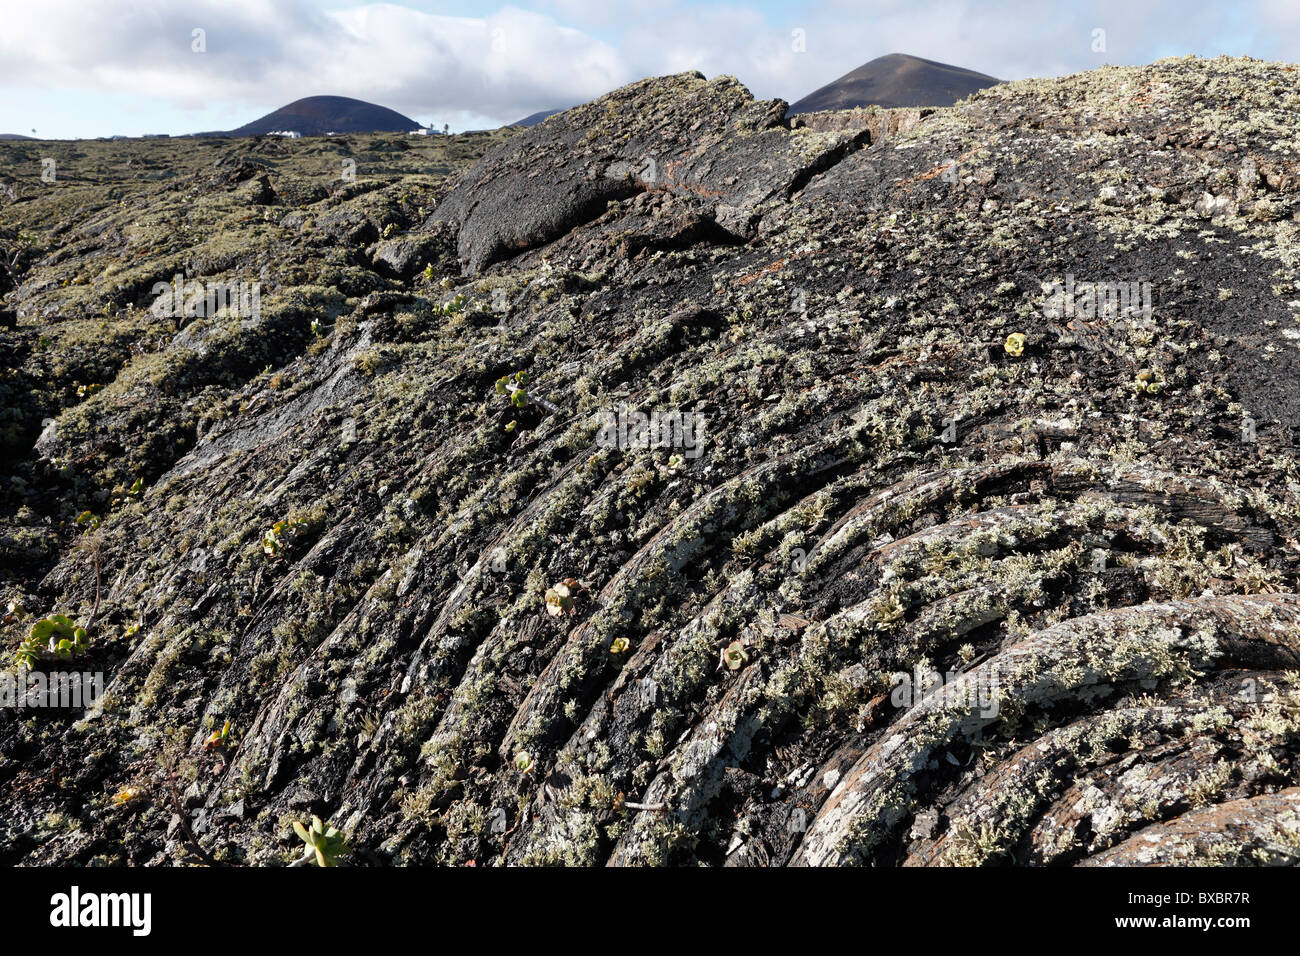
(0, 0, 1291, 139)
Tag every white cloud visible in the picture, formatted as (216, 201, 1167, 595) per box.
(0, 0, 629, 129)
(0, 0, 1298, 135)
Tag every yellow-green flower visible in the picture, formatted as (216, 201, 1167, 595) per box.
(610, 637, 631, 655)
(1004, 332, 1026, 357)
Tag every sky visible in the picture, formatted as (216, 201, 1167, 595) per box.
(0, 0, 1294, 139)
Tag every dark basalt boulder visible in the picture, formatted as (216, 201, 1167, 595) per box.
(429, 72, 869, 272)
(369, 225, 456, 281)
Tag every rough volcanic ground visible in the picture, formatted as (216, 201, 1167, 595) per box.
(2, 56, 1300, 867)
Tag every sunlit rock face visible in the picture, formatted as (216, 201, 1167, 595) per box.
(2, 56, 1300, 867)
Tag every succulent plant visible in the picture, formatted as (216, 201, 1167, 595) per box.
(292, 815, 348, 867)
(875, 590, 907, 627)
(23, 614, 88, 666)
(263, 516, 309, 558)
(1134, 368, 1164, 395)
(13, 636, 41, 670)
(545, 577, 582, 616)
(204, 719, 233, 750)
(721, 640, 749, 671)
(437, 293, 468, 315)
(1004, 332, 1026, 357)
(495, 370, 529, 409)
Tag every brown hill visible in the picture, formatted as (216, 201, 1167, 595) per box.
(230, 95, 422, 136)
(788, 52, 1000, 114)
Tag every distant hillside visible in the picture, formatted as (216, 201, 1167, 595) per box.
(788, 52, 1000, 114)
(511, 108, 567, 128)
(0, 134, 34, 141)
(230, 95, 422, 136)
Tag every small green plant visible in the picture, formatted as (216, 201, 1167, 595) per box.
(495, 371, 528, 409)
(76, 510, 100, 531)
(1134, 368, 1164, 395)
(1004, 332, 1026, 357)
(545, 577, 583, 617)
(720, 640, 749, 671)
(263, 516, 309, 558)
(204, 719, 233, 750)
(2, 600, 25, 626)
(16, 614, 89, 668)
(436, 293, 467, 316)
(421, 263, 435, 282)
(514, 751, 535, 774)
(873, 588, 907, 628)
(14, 636, 41, 670)
(292, 815, 348, 867)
